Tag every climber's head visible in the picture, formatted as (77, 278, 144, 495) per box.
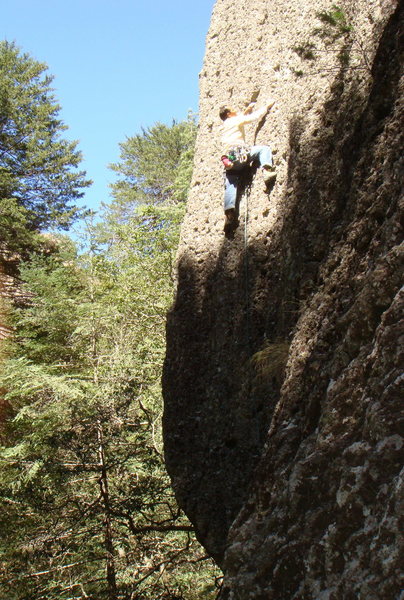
(219, 106, 236, 121)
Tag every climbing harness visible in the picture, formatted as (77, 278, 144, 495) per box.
(221, 146, 250, 170)
(221, 155, 234, 169)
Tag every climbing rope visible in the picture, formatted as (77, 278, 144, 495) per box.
(243, 172, 253, 352)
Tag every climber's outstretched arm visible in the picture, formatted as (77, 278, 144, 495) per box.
(244, 102, 257, 115)
(242, 100, 275, 123)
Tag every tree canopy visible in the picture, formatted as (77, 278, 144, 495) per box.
(0, 41, 90, 251)
(109, 115, 197, 215)
(0, 113, 220, 599)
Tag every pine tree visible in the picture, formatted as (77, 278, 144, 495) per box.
(108, 114, 197, 217)
(0, 41, 91, 252)
(0, 220, 218, 600)
(0, 116, 220, 599)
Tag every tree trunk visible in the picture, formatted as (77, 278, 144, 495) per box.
(97, 421, 117, 600)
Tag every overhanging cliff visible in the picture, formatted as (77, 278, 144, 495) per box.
(163, 0, 403, 597)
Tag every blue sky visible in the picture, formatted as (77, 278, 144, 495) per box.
(2, 0, 214, 213)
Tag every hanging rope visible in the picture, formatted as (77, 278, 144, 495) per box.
(242, 170, 254, 352)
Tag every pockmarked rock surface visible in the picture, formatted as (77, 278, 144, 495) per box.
(163, 0, 403, 597)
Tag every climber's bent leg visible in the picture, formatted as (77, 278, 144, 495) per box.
(250, 145, 276, 189)
(249, 145, 273, 168)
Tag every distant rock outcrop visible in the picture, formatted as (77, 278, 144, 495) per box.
(0, 248, 21, 336)
(163, 0, 403, 597)
(0, 250, 20, 427)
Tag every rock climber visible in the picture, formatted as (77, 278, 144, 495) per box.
(219, 99, 276, 231)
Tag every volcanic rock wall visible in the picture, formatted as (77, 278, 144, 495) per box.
(163, 0, 403, 597)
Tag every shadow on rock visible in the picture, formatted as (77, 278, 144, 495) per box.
(163, 2, 403, 581)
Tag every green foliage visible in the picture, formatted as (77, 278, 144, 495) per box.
(109, 114, 197, 212)
(0, 115, 219, 599)
(0, 198, 40, 253)
(291, 5, 369, 75)
(292, 42, 317, 61)
(315, 5, 353, 39)
(0, 41, 91, 238)
(314, 5, 354, 67)
(0, 225, 218, 599)
(13, 237, 86, 365)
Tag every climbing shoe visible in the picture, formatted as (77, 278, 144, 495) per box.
(262, 166, 276, 192)
(262, 165, 276, 182)
(224, 208, 236, 224)
(224, 208, 239, 235)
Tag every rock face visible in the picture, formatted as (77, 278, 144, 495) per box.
(163, 0, 403, 597)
